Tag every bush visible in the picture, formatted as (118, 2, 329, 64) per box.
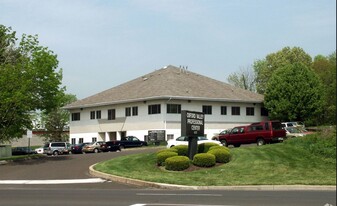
(192, 153, 216, 167)
(207, 148, 231, 163)
(171, 145, 188, 156)
(156, 148, 178, 154)
(165, 156, 190, 171)
(156, 151, 178, 166)
(198, 142, 221, 153)
(209, 145, 230, 152)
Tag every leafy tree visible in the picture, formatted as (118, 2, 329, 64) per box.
(254, 47, 312, 94)
(41, 94, 77, 142)
(264, 63, 323, 122)
(312, 52, 336, 124)
(0, 25, 64, 143)
(227, 66, 256, 92)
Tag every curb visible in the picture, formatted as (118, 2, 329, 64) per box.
(89, 164, 336, 191)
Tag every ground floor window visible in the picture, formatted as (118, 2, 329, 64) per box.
(231, 106, 240, 115)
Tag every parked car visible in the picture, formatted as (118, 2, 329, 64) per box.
(285, 127, 306, 138)
(212, 129, 232, 140)
(218, 121, 286, 147)
(282, 121, 305, 129)
(166, 136, 222, 148)
(106, 136, 148, 150)
(82, 141, 108, 153)
(71, 142, 91, 154)
(12, 147, 37, 156)
(34, 147, 44, 154)
(43, 142, 71, 156)
(105, 141, 122, 152)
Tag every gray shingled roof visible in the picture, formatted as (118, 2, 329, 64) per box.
(64, 65, 263, 109)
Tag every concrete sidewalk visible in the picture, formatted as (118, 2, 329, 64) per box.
(89, 164, 336, 191)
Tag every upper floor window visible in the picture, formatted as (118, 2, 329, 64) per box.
(90, 111, 95, 119)
(96, 110, 101, 119)
(125, 107, 131, 117)
(132, 106, 138, 116)
(167, 104, 181, 114)
(231, 107, 240, 115)
(261, 107, 269, 116)
(202, 105, 212, 115)
(71, 112, 80, 121)
(221, 106, 227, 115)
(148, 104, 161, 115)
(246, 107, 255, 116)
(108, 109, 116, 120)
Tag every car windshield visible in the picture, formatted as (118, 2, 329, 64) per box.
(198, 136, 208, 140)
(287, 127, 301, 133)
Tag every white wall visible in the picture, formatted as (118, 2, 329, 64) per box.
(68, 99, 268, 142)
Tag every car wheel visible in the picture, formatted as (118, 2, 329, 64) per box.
(221, 140, 228, 147)
(234, 144, 241, 148)
(94, 148, 99, 153)
(53, 151, 59, 156)
(257, 138, 265, 146)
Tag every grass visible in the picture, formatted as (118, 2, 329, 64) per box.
(95, 127, 336, 186)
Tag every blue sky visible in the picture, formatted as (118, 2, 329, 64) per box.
(1, 0, 336, 99)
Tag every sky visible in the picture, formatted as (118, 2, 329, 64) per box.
(1, 0, 336, 99)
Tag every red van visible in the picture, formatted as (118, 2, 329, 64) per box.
(218, 121, 286, 147)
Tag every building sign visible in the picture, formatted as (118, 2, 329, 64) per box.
(181, 110, 204, 137)
(27, 130, 33, 139)
(148, 130, 166, 141)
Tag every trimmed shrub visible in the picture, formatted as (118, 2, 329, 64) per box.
(207, 149, 231, 163)
(165, 156, 190, 171)
(192, 153, 216, 167)
(156, 148, 178, 154)
(171, 145, 188, 156)
(198, 142, 221, 153)
(156, 151, 178, 166)
(209, 145, 230, 152)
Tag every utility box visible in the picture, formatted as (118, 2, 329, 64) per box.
(0, 145, 12, 158)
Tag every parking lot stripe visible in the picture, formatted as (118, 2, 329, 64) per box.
(0, 178, 106, 184)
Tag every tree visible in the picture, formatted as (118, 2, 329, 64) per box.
(0, 25, 64, 143)
(312, 52, 336, 124)
(41, 94, 77, 142)
(254, 47, 312, 94)
(227, 66, 256, 92)
(264, 63, 323, 122)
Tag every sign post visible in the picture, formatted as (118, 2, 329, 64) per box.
(27, 130, 32, 155)
(181, 110, 205, 160)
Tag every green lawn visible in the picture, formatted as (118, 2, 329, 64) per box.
(94, 130, 336, 186)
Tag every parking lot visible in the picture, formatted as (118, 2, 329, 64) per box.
(0, 148, 160, 181)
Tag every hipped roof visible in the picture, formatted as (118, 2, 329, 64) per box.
(64, 65, 263, 109)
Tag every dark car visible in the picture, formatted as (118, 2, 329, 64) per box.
(105, 141, 122, 152)
(71, 142, 91, 154)
(12, 147, 38, 156)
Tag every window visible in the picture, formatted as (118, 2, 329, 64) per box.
(202, 105, 212, 115)
(92, 137, 97, 142)
(221, 106, 227, 115)
(261, 107, 268, 116)
(148, 104, 161, 114)
(96, 110, 101, 119)
(231, 107, 240, 115)
(90, 111, 95, 119)
(79, 138, 84, 143)
(167, 104, 181, 114)
(108, 109, 116, 120)
(132, 106, 138, 116)
(71, 112, 80, 121)
(125, 107, 131, 117)
(246, 107, 255, 116)
(71, 138, 76, 145)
